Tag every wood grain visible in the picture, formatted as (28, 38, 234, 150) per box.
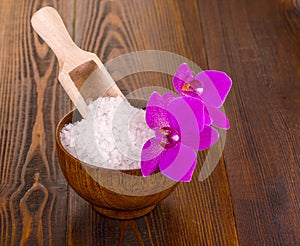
(0, 1, 73, 245)
(67, 0, 238, 245)
(199, 0, 300, 245)
(281, 0, 300, 40)
(0, 0, 299, 245)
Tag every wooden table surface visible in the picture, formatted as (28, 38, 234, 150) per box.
(0, 0, 299, 245)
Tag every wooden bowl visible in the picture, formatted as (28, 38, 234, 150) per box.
(55, 110, 178, 219)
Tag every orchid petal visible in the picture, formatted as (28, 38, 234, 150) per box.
(146, 106, 179, 131)
(206, 105, 230, 129)
(195, 70, 232, 107)
(159, 143, 197, 182)
(204, 107, 212, 125)
(141, 138, 166, 176)
(198, 126, 219, 150)
(173, 63, 194, 96)
(147, 91, 167, 108)
(168, 97, 205, 150)
(162, 92, 177, 105)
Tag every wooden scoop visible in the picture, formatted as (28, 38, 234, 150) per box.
(31, 7, 125, 118)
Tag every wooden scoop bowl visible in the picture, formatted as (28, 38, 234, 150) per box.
(31, 7, 125, 118)
(56, 108, 178, 219)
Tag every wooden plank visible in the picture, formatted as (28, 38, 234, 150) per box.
(0, 1, 74, 245)
(199, 0, 300, 245)
(67, 0, 238, 245)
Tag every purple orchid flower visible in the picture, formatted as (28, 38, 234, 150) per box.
(141, 92, 219, 182)
(173, 63, 232, 129)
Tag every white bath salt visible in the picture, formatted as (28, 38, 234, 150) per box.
(60, 96, 154, 169)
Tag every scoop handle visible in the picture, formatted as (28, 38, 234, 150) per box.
(31, 7, 79, 67)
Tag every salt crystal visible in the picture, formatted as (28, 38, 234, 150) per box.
(60, 96, 154, 169)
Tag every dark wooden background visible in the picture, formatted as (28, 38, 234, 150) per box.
(0, 0, 299, 245)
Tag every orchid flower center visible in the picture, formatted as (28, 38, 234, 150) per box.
(182, 83, 192, 92)
(181, 80, 204, 96)
(156, 127, 180, 149)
